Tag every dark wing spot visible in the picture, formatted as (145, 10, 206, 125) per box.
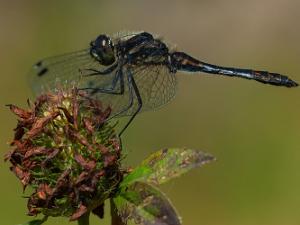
(37, 68, 49, 77)
(35, 61, 42, 67)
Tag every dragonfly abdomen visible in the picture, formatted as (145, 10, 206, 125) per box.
(247, 70, 297, 87)
(170, 52, 298, 87)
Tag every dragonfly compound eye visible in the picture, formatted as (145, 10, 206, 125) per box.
(90, 34, 115, 66)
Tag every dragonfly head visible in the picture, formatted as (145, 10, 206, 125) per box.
(90, 35, 115, 66)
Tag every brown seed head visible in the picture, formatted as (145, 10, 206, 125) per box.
(5, 88, 123, 220)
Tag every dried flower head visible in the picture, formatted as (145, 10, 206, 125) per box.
(5, 88, 122, 221)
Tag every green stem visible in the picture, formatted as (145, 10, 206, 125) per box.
(110, 199, 125, 225)
(78, 212, 90, 225)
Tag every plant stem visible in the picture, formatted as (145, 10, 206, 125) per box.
(110, 198, 125, 225)
(78, 212, 90, 225)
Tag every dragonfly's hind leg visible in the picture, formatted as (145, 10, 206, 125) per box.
(118, 69, 142, 136)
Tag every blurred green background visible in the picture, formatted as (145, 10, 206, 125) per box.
(1, 1, 300, 224)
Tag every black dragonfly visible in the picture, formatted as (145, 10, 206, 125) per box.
(29, 31, 298, 135)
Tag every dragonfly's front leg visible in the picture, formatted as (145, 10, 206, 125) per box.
(79, 63, 118, 77)
(80, 68, 124, 95)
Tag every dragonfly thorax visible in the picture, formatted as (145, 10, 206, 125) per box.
(90, 34, 116, 66)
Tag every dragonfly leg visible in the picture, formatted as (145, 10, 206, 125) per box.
(80, 69, 124, 95)
(79, 63, 118, 76)
(80, 68, 133, 121)
(108, 71, 132, 120)
(118, 69, 142, 136)
(96, 69, 136, 122)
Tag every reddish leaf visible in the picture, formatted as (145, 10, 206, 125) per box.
(27, 112, 60, 138)
(91, 170, 105, 188)
(74, 154, 96, 171)
(11, 139, 25, 149)
(46, 148, 59, 160)
(4, 149, 15, 162)
(37, 184, 52, 200)
(99, 144, 109, 154)
(82, 117, 94, 134)
(65, 127, 94, 151)
(37, 190, 46, 200)
(75, 171, 90, 185)
(78, 184, 94, 192)
(7, 104, 32, 120)
(24, 147, 46, 159)
(23, 159, 39, 170)
(69, 203, 88, 221)
(12, 166, 31, 187)
(104, 154, 117, 167)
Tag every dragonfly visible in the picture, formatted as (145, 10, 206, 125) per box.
(29, 31, 298, 135)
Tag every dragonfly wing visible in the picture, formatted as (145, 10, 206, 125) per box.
(132, 64, 177, 113)
(104, 63, 178, 117)
(28, 49, 116, 95)
(82, 63, 177, 118)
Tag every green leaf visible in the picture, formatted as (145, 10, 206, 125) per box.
(121, 148, 215, 187)
(18, 217, 47, 225)
(113, 181, 181, 225)
(120, 165, 152, 188)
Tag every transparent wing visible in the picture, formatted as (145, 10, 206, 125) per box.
(87, 63, 177, 117)
(130, 38, 178, 113)
(28, 49, 116, 95)
(132, 64, 177, 112)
